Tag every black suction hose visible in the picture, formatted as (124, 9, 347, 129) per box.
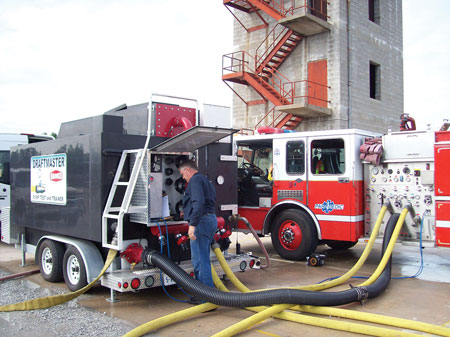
(142, 213, 400, 308)
(365, 212, 398, 299)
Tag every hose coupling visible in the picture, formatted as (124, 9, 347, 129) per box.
(405, 202, 413, 212)
(141, 248, 155, 266)
(228, 214, 240, 222)
(350, 285, 369, 303)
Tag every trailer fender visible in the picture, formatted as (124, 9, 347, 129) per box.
(35, 235, 104, 283)
(263, 200, 322, 240)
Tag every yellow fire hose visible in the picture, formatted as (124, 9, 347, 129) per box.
(359, 207, 409, 287)
(211, 207, 407, 336)
(295, 305, 450, 337)
(211, 207, 404, 336)
(211, 261, 424, 337)
(119, 206, 449, 337)
(224, 203, 390, 293)
(121, 204, 389, 336)
(213, 207, 450, 337)
(2, 206, 447, 336)
(122, 302, 220, 337)
(119, 204, 389, 337)
(0, 249, 117, 312)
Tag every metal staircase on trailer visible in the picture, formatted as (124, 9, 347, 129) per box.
(102, 97, 155, 251)
(102, 94, 198, 251)
(102, 147, 148, 251)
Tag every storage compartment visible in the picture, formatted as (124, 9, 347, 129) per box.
(436, 201, 450, 247)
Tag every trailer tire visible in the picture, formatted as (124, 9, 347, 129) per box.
(326, 240, 358, 250)
(63, 246, 87, 291)
(38, 239, 64, 282)
(271, 209, 317, 261)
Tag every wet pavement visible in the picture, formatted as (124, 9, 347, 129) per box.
(0, 235, 449, 337)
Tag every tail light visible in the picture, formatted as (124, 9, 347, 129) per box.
(131, 278, 141, 290)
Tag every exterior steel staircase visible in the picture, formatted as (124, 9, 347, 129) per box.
(256, 25, 303, 77)
(224, 0, 284, 21)
(223, 51, 303, 130)
(223, 0, 330, 131)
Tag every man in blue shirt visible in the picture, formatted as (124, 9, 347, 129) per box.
(178, 160, 217, 291)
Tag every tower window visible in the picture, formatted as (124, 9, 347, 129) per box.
(370, 62, 381, 100)
(369, 0, 380, 24)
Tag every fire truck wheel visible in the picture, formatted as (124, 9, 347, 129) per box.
(63, 246, 88, 292)
(38, 239, 64, 282)
(271, 209, 318, 261)
(326, 240, 358, 250)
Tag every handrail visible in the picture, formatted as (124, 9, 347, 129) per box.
(281, 0, 329, 19)
(252, 0, 284, 17)
(253, 106, 296, 129)
(223, 51, 330, 108)
(283, 80, 330, 106)
(255, 24, 291, 70)
(222, 51, 254, 75)
(254, 106, 277, 129)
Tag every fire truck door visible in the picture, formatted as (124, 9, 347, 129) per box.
(272, 138, 307, 205)
(307, 136, 354, 241)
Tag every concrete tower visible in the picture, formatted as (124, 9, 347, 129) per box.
(222, 0, 403, 134)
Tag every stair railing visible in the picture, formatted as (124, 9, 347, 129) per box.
(255, 24, 292, 71)
(223, 51, 296, 104)
(254, 105, 276, 129)
(282, 0, 329, 19)
(253, 0, 284, 16)
(222, 51, 255, 75)
(283, 79, 330, 106)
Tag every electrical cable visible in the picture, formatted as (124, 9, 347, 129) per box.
(156, 221, 188, 304)
(317, 212, 425, 284)
(392, 213, 424, 279)
(210, 209, 403, 336)
(163, 219, 192, 299)
(121, 206, 449, 337)
(211, 209, 450, 337)
(121, 203, 390, 337)
(140, 211, 401, 308)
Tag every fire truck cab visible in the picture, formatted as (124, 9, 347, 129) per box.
(234, 128, 380, 260)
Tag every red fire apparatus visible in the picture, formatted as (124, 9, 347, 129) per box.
(233, 123, 450, 260)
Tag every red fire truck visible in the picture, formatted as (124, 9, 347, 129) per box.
(233, 124, 450, 260)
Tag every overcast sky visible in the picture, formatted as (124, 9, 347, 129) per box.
(1, 0, 449, 134)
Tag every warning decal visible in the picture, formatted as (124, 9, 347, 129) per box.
(30, 153, 67, 205)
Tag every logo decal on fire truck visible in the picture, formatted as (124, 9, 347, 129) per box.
(314, 200, 344, 214)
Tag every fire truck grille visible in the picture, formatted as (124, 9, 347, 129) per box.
(277, 190, 303, 201)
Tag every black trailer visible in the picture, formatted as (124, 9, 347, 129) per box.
(4, 99, 255, 294)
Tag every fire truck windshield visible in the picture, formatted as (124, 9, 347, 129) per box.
(238, 145, 272, 178)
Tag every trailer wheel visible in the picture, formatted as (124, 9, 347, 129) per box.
(271, 209, 318, 261)
(38, 239, 64, 282)
(326, 240, 358, 250)
(63, 246, 87, 291)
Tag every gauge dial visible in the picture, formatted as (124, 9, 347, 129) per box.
(216, 175, 225, 185)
